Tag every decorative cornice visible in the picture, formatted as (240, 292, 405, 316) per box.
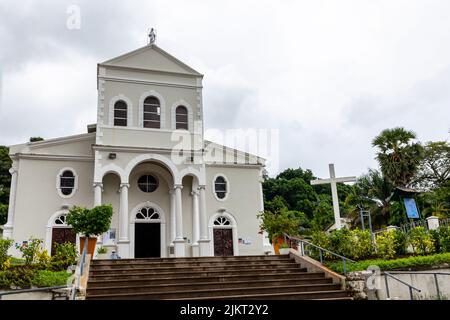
(92, 143, 203, 155)
(99, 76, 202, 89)
(15, 154, 94, 162)
(205, 163, 263, 169)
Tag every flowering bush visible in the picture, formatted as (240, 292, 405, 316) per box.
(408, 227, 435, 255)
(15, 238, 46, 265)
(0, 239, 13, 271)
(376, 231, 397, 259)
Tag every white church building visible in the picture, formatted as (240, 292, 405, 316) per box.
(3, 40, 270, 258)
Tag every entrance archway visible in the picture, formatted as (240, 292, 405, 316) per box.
(45, 211, 78, 255)
(209, 212, 239, 256)
(130, 202, 167, 258)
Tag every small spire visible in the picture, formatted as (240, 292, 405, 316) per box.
(148, 28, 156, 45)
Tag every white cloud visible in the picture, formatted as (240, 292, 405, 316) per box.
(0, 0, 449, 178)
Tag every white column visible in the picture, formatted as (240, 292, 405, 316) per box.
(198, 185, 211, 256)
(93, 182, 103, 207)
(3, 167, 18, 239)
(170, 190, 176, 244)
(118, 183, 130, 258)
(191, 190, 200, 257)
(173, 184, 185, 257)
(93, 182, 104, 245)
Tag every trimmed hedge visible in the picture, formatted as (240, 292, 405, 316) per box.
(0, 266, 71, 289)
(325, 252, 450, 273)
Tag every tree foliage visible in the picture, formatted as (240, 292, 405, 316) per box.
(372, 127, 423, 187)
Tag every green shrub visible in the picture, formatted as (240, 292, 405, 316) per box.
(433, 227, 450, 253)
(31, 270, 71, 287)
(393, 228, 408, 256)
(66, 204, 113, 237)
(51, 242, 78, 271)
(350, 229, 374, 260)
(375, 231, 397, 259)
(408, 227, 435, 255)
(325, 252, 450, 273)
(311, 228, 373, 260)
(0, 239, 13, 271)
(15, 238, 48, 265)
(0, 266, 37, 289)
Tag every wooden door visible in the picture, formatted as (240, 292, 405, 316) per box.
(213, 228, 234, 256)
(51, 228, 76, 255)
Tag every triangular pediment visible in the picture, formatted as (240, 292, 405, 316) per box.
(100, 44, 202, 76)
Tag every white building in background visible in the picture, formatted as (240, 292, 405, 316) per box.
(3, 42, 271, 258)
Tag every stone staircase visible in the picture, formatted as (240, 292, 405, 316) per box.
(86, 255, 352, 300)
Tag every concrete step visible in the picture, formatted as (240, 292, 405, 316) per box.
(86, 278, 334, 294)
(89, 268, 325, 285)
(89, 267, 308, 280)
(91, 255, 291, 265)
(86, 283, 342, 300)
(174, 290, 352, 300)
(87, 272, 326, 287)
(90, 258, 293, 269)
(89, 264, 304, 275)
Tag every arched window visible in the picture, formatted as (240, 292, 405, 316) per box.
(136, 207, 160, 220)
(114, 100, 128, 126)
(137, 175, 159, 193)
(214, 176, 227, 200)
(143, 96, 160, 128)
(60, 170, 75, 196)
(214, 216, 231, 226)
(175, 106, 188, 130)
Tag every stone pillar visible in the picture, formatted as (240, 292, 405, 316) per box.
(3, 167, 18, 239)
(173, 184, 185, 257)
(191, 190, 200, 256)
(197, 185, 211, 256)
(93, 182, 103, 207)
(93, 182, 104, 244)
(117, 183, 130, 258)
(426, 216, 440, 230)
(170, 190, 176, 243)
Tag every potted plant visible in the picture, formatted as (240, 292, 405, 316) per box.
(258, 208, 301, 255)
(96, 246, 109, 260)
(66, 204, 113, 257)
(278, 243, 291, 255)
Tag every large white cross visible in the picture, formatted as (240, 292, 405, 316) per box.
(310, 164, 356, 230)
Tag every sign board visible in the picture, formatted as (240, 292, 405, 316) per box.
(403, 198, 420, 219)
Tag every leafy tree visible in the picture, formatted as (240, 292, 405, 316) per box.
(413, 141, 450, 190)
(0, 204, 8, 226)
(345, 168, 395, 228)
(0, 146, 12, 205)
(372, 127, 423, 187)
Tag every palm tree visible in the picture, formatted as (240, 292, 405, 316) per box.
(372, 127, 423, 187)
(345, 169, 394, 228)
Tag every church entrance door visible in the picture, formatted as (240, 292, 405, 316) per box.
(135, 223, 161, 258)
(213, 228, 234, 256)
(51, 228, 76, 255)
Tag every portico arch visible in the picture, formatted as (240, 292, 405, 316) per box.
(129, 201, 167, 258)
(125, 154, 180, 184)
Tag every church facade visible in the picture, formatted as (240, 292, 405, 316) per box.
(3, 43, 271, 258)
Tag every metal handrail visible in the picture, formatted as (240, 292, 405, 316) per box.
(386, 271, 450, 300)
(283, 233, 355, 274)
(0, 285, 67, 300)
(70, 236, 89, 300)
(384, 271, 421, 300)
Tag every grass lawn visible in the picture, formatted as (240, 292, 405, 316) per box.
(324, 252, 450, 273)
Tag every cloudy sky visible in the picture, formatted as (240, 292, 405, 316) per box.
(0, 0, 449, 178)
